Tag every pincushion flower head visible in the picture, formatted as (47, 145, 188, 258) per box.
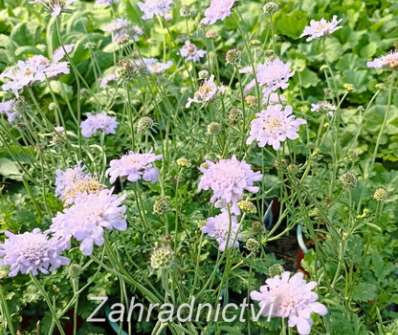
(247, 104, 306, 150)
(367, 51, 398, 69)
(201, 0, 236, 25)
(301, 16, 342, 41)
(104, 18, 143, 44)
(50, 189, 127, 255)
(186, 75, 224, 108)
(311, 101, 336, 116)
(241, 59, 293, 96)
(0, 99, 20, 123)
(80, 112, 118, 138)
(202, 212, 241, 251)
(96, 0, 118, 5)
(137, 0, 174, 20)
(107, 151, 162, 184)
(30, 0, 75, 16)
(198, 156, 262, 214)
(0, 45, 72, 95)
(55, 165, 104, 205)
(0, 229, 70, 277)
(250, 272, 328, 335)
(180, 41, 207, 62)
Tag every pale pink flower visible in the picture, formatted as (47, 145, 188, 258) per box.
(247, 104, 306, 150)
(301, 16, 342, 41)
(367, 51, 398, 69)
(251, 272, 328, 335)
(201, 0, 236, 25)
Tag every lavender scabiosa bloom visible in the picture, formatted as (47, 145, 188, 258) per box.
(96, 0, 118, 5)
(250, 272, 328, 335)
(107, 151, 162, 184)
(0, 48, 71, 95)
(186, 75, 224, 108)
(0, 99, 20, 123)
(140, 58, 173, 74)
(301, 16, 342, 41)
(201, 0, 236, 25)
(198, 156, 262, 214)
(55, 165, 103, 205)
(80, 112, 118, 138)
(180, 41, 207, 62)
(104, 18, 143, 44)
(50, 189, 127, 255)
(241, 59, 293, 96)
(367, 51, 398, 69)
(0, 229, 69, 277)
(30, 0, 75, 16)
(202, 212, 241, 251)
(311, 101, 336, 116)
(247, 104, 306, 150)
(137, 0, 174, 20)
(100, 71, 118, 88)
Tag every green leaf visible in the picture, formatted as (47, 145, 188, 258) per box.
(0, 158, 22, 181)
(300, 68, 320, 88)
(274, 10, 308, 39)
(351, 282, 378, 302)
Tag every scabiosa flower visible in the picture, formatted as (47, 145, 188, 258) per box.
(198, 156, 262, 214)
(50, 190, 127, 255)
(180, 41, 207, 62)
(367, 51, 398, 69)
(247, 104, 306, 150)
(0, 46, 71, 95)
(107, 151, 162, 184)
(80, 112, 118, 138)
(137, 0, 174, 20)
(0, 229, 69, 277)
(96, 0, 117, 5)
(30, 0, 75, 16)
(250, 272, 328, 335)
(55, 164, 103, 205)
(186, 75, 224, 108)
(103, 18, 143, 44)
(140, 58, 173, 74)
(301, 16, 342, 41)
(311, 101, 336, 116)
(202, 212, 241, 251)
(201, 0, 236, 25)
(0, 99, 20, 123)
(241, 59, 293, 96)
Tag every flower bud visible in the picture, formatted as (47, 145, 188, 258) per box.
(245, 238, 260, 253)
(238, 200, 257, 214)
(68, 264, 82, 279)
(153, 197, 171, 215)
(207, 122, 222, 135)
(150, 242, 173, 270)
(228, 108, 242, 125)
(339, 172, 357, 189)
(267, 264, 284, 277)
(245, 95, 257, 107)
(177, 157, 191, 168)
(373, 188, 387, 202)
(136, 116, 154, 134)
(263, 2, 280, 15)
(198, 70, 209, 80)
(225, 49, 240, 65)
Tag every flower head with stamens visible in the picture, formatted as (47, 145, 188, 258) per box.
(137, 0, 174, 20)
(0, 229, 70, 277)
(180, 41, 207, 62)
(80, 112, 118, 138)
(50, 189, 127, 255)
(30, 0, 75, 16)
(107, 151, 162, 184)
(198, 156, 262, 214)
(202, 212, 241, 251)
(0, 99, 20, 123)
(250, 272, 328, 335)
(103, 18, 143, 44)
(247, 104, 306, 150)
(301, 16, 342, 41)
(201, 0, 236, 25)
(186, 75, 223, 108)
(367, 51, 398, 69)
(241, 59, 293, 96)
